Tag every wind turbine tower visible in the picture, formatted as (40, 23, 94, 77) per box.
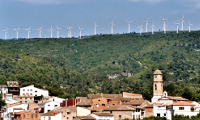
(36, 26, 42, 38)
(111, 19, 115, 34)
(56, 26, 61, 38)
(126, 20, 132, 33)
(164, 24, 167, 34)
(25, 27, 31, 39)
(151, 23, 155, 35)
(188, 21, 192, 33)
(138, 24, 143, 35)
(161, 17, 167, 34)
(13, 28, 20, 40)
(79, 27, 84, 39)
(143, 18, 149, 32)
(49, 26, 54, 38)
(94, 21, 98, 35)
(178, 15, 185, 31)
(3, 28, 8, 40)
(174, 22, 179, 34)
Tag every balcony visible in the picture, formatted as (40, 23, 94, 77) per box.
(9, 89, 19, 92)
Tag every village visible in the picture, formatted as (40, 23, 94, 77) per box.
(0, 70, 199, 120)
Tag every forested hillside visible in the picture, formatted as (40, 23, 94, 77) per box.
(0, 31, 200, 100)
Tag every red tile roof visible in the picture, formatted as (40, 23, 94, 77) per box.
(123, 92, 142, 97)
(93, 112, 113, 116)
(41, 111, 61, 116)
(173, 101, 195, 106)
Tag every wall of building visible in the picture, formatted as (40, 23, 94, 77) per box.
(62, 108, 77, 120)
(15, 112, 43, 120)
(92, 98, 108, 110)
(173, 106, 199, 117)
(77, 107, 91, 116)
(108, 100, 121, 106)
(44, 101, 60, 113)
(20, 85, 49, 97)
(112, 111, 133, 120)
(90, 114, 114, 120)
(41, 113, 62, 120)
(145, 108, 153, 118)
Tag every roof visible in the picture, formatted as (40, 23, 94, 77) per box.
(76, 99, 93, 106)
(159, 96, 188, 101)
(122, 100, 146, 105)
(104, 105, 135, 111)
(0, 85, 7, 87)
(66, 106, 77, 112)
(5, 102, 23, 108)
(13, 108, 23, 110)
(75, 116, 96, 120)
(154, 69, 162, 74)
(173, 101, 195, 106)
(93, 112, 113, 116)
(41, 111, 61, 116)
(123, 92, 142, 97)
(87, 94, 122, 99)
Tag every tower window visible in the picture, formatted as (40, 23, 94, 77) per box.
(155, 84, 157, 90)
(155, 75, 157, 78)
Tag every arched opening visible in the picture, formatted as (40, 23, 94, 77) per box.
(155, 84, 157, 90)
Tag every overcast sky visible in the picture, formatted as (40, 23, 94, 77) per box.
(1, 0, 200, 39)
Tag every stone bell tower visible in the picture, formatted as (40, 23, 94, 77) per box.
(151, 69, 163, 103)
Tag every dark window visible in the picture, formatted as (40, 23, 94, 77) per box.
(112, 104, 115, 106)
(179, 107, 184, 110)
(102, 104, 105, 107)
(32, 114, 34, 118)
(119, 115, 121, 119)
(48, 110, 50, 112)
(67, 112, 70, 114)
(98, 99, 100, 101)
(23, 115, 25, 118)
(35, 115, 37, 118)
(164, 114, 166, 116)
(48, 117, 51, 120)
(157, 114, 160, 117)
(155, 75, 157, 78)
(35, 91, 37, 93)
(155, 84, 157, 90)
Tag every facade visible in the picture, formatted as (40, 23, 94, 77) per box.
(15, 111, 43, 120)
(0, 81, 19, 99)
(17, 95, 34, 104)
(122, 92, 143, 99)
(20, 85, 49, 97)
(60, 98, 80, 107)
(44, 101, 60, 113)
(77, 107, 91, 116)
(40, 111, 62, 120)
(153, 103, 172, 120)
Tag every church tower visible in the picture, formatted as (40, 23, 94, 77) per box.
(151, 69, 163, 103)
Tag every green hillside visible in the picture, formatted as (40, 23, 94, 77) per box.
(1, 31, 200, 82)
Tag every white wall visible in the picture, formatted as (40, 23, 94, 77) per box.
(77, 107, 91, 116)
(173, 106, 199, 117)
(20, 85, 49, 97)
(44, 101, 60, 113)
(90, 114, 114, 120)
(48, 96, 65, 103)
(0, 87, 8, 99)
(153, 105, 172, 120)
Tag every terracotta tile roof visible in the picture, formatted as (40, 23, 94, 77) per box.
(38, 101, 51, 105)
(5, 102, 23, 108)
(173, 101, 195, 106)
(104, 105, 135, 111)
(13, 108, 23, 110)
(122, 100, 146, 105)
(123, 92, 142, 97)
(66, 106, 77, 112)
(76, 99, 93, 106)
(159, 96, 188, 101)
(145, 104, 153, 108)
(87, 94, 122, 99)
(75, 116, 96, 120)
(93, 112, 113, 116)
(41, 111, 61, 116)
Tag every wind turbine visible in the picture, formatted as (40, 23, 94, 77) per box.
(151, 22, 155, 35)
(13, 28, 20, 40)
(164, 24, 167, 34)
(188, 21, 192, 33)
(143, 18, 149, 32)
(178, 15, 185, 31)
(79, 27, 84, 39)
(161, 17, 167, 33)
(126, 20, 132, 33)
(94, 21, 98, 35)
(174, 22, 179, 34)
(36, 26, 42, 38)
(138, 24, 143, 35)
(49, 26, 54, 38)
(111, 19, 115, 34)
(25, 27, 31, 39)
(3, 28, 8, 40)
(56, 25, 61, 38)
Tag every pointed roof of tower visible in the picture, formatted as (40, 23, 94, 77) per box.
(154, 69, 162, 75)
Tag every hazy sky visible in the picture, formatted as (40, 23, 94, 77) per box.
(1, 0, 200, 39)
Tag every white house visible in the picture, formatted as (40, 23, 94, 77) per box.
(41, 111, 62, 120)
(153, 103, 172, 120)
(0, 85, 8, 99)
(47, 96, 65, 103)
(20, 85, 49, 97)
(44, 101, 60, 113)
(3, 103, 28, 120)
(90, 112, 114, 120)
(172, 101, 199, 118)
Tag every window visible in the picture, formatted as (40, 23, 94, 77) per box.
(53, 99, 54, 101)
(23, 115, 25, 118)
(48, 105, 50, 106)
(102, 104, 105, 107)
(14, 83, 16, 85)
(20, 98, 22, 99)
(25, 98, 27, 99)
(98, 99, 100, 101)
(32, 114, 34, 118)
(155, 84, 157, 90)
(30, 93, 32, 95)
(23, 89, 25, 91)
(48, 110, 50, 112)
(30, 98, 32, 99)
(136, 109, 140, 112)
(155, 75, 157, 78)
(27, 89, 29, 91)
(96, 104, 99, 107)
(164, 114, 166, 116)
(157, 113, 160, 117)
(25, 101, 27, 103)
(67, 112, 70, 114)
(35, 91, 37, 93)
(27, 115, 29, 118)
(35, 115, 37, 118)
(179, 107, 184, 110)
(30, 89, 32, 91)
(20, 101, 22, 103)
(55, 105, 58, 107)
(23, 93, 25, 95)
(119, 115, 121, 119)
(67, 117, 69, 119)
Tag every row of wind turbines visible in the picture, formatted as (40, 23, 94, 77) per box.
(2, 15, 193, 40)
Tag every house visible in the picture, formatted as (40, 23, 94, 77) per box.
(74, 116, 96, 120)
(14, 110, 43, 120)
(153, 103, 172, 120)
(47, 96, 65, 103)
(145, 104, 153, 118)
(76, 99, 93, 109)
(16, 95, 34, 104)
(0, 81, 19, 99)
(172, 101, 198, 118)
(38, 101, 60, 113)
(90, 112, 114, 120)
(40, 111, 62, 120)
(20, 85, 49, 97)
(60, 98, 80, 107)
(3, 102, 28, 120)
(77, 107, 91, 116)
(62, 106, 77, 120)
(103, 105, 137, 119)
